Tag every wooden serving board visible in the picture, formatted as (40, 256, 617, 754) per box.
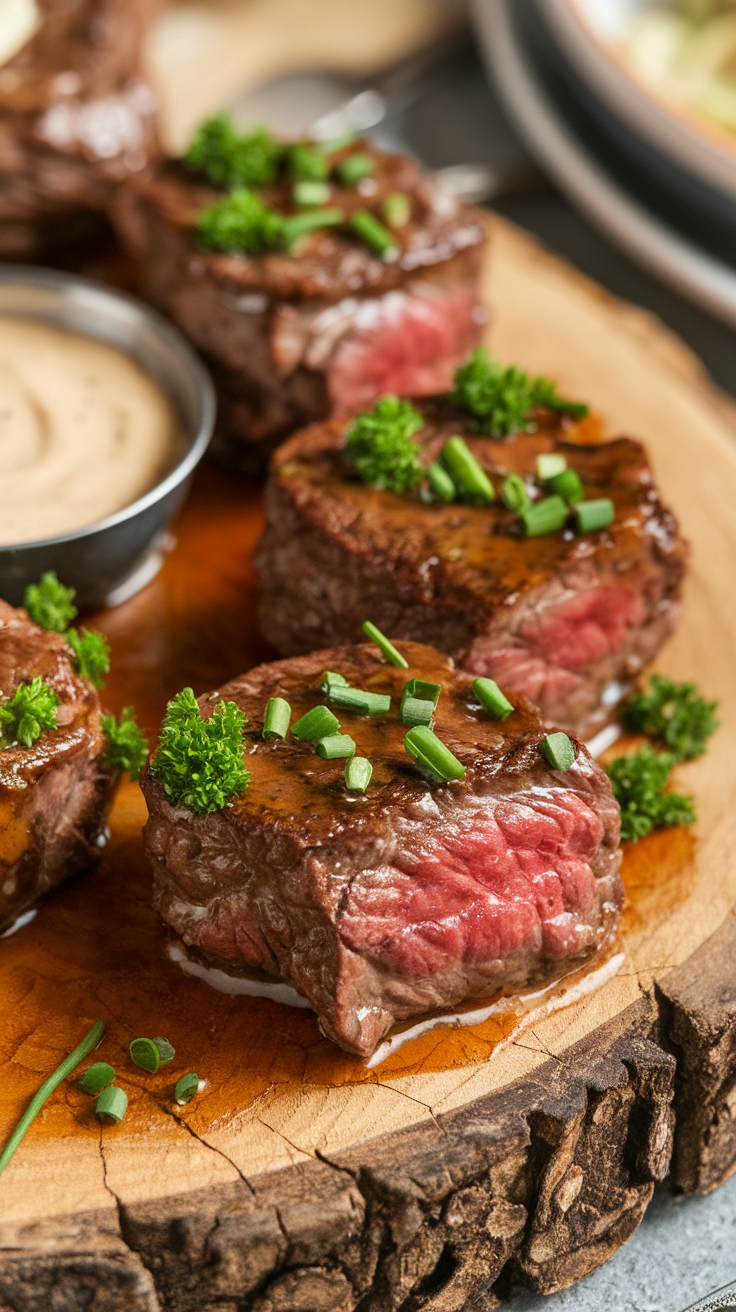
(2, 217, 736, 1312)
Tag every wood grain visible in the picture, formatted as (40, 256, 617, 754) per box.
(1, 216, 736, 1310)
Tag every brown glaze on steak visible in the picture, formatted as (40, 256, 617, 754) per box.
(115, 145, 486, 467)
(0, 0, 160, 255)
(142, 641, 623, 1059)
(255, 402, 688, 737)
(0, 599, 118, 935)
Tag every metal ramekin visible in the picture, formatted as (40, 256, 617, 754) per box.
(0, 265, 215, 609)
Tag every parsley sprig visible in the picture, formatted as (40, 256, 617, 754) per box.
(102, 707, 149, 781)
(623, 674, 718, 762)
(197, 187, 284, 255)
(185, 115, 282, 188)
(23, 573, 110, 688)
(150, 687, 250, 814)
(345, 396, 425, 494)
(0, 677, 60, 748)
(606, 746, 695, 842)
(67, 627, 110, 689)
(452, 348, 589, 438)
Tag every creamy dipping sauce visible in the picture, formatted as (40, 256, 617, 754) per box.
(0, 317, 180, 546)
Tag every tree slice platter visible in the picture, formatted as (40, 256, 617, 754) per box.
(2, 215, 736, 1312)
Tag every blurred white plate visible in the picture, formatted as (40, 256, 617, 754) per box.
(472, 0, 736, 327)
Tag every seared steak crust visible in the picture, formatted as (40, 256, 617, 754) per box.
(115, 148, 486, 466)
(0, 599, 118, 934)
(142, 641, 623, 1058)
(255, 404, 688, 736)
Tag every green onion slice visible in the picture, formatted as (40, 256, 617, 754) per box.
(440, 436, 494, 506)
(96, 1086, 128, 1125)
(337, 153, 374, 186)
(152, 1036, 176, 1064)
(427, 461, 456, 503)
(401, 679, 441, 709)
(575, 498, 615, 533)
(344, 756, 373, 792)
(328, 685, 391, 715)
(549, 468, 584, 504)
(537, 453, 567, 481)
(316, 733, 356, 759)
(130, 1038, 161, 1073)
(382, 192, 410, 228)
(0, 1020, 105, 1177)
(175, 1072, 200, 1105)
(349, 210, 398, 258)
(539, 732, 576, 771)
(362, 621, 409, 668)
(292, 704, 340, 741)
(290, 143, 329, 180)
(263, 697, 291, 740)
(473, 677, 514, 720)
(320, 671, 348, 693)
(293, 180, 331, 207)
(501, 473, 529, 511)
(79, 1062, 115, 1095)
(404, 726, 465, 783)
(401, 696, 435, 727)
(520, 495, 568, 537)
(281, 208, 344, 249)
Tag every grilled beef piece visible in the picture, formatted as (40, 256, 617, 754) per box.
(0, 599, 118, 935)
(142, 641, 623, 1059)
(115, 145, 486, 468)
(254, 403, 688, 738)
(0, 0, 160, 255)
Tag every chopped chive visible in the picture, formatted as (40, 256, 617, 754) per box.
(79, 1062, 115, 1095)
(401, 696, 435, 727)
(281, 208, 344, 249)
(382, 192, 410, 228)
(539, 732, 576, 770)
(401, 678, 441, 708)
(345, 756, 373, 792)
(362, 620, 409, 668)
(95, 1086, 128, 1125)
(328, 685, 391, 715)
(575, 498, 615, 533)
(290, 143, 329, 180)
(0, 1020, 105, 1176)
(320, 671, 348, 693)
(263, 697, 291, 740)
(427, 461, 456, 503)
(473, 677, 514, 719)
(293, 180, 331, 207)
(440, 436, 494, 506)
(175, 1072, 200, 1105)
(292, 704, 340, 741)
(549, 468, 584, 504)
(337, 153, 374, 186)
(316, 733, 356, 759)
(152, 1037, 176, 1065)
(349, 209, 398, 258)
(501, 473, 529, 511)
(520, 494, 568, 537)
(537, 453, 567, 481)
(317, 130, 359, 153)
(404, 726, 465, 783)
(130, 1037, 163, 1073)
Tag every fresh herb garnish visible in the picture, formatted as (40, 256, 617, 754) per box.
(349, 209, 398, 258)
(262, 697, 291, 740)
(345, 396, 424, 493)
(79, 1062, 115, 1095)
(575, 498, 615, 534)
(67, 626, 110, 689)
(23, 571, 78, 632)
(102, 706, 148, 780)
(185, 115, 281, 187)
(404, 725, 465, 783)
(0, 1020, 105, 1176)
(150, 687, 250, 814)
(175, 1072, 200, 1105)
(606, 746, 695, 842)
(0, 677, 59, 747)
(197, 187, 283, 255)
(623, 674, 719, 762)
(440, 436, 494, 505)
(539, 732, 576, 771)
(344, 756, 373, 792)
(362, 620, 409, 669)
(130, 1036, 175, 1073)
(96, 1085, 128, 1125)
(452, 348, 589, 438)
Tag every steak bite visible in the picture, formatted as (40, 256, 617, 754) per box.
(115, 129, 486, 468)
(255, 399, 687, 738)
(141, 641, 623, 1059)
(0, 0, 160, 255)
(0, 598, 119, 935)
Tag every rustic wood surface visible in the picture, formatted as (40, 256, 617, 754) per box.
(1, 216, 736, 1311)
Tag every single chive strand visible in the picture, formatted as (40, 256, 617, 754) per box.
(350, 210, 398, 258)
(96, 1085, 128, 1125)
(575, 498, 615, 533)
(281, 207, 344, 249)
(473, 677, 514, 720)
(401, 696, 435, 727)
(537, 453, 567, 481)
(362, 621, 409, 669)
(316, 733, 356, 760)
(440, 436, 494, 506)
(501, 473, 529, 511)
(328, 685, 391, 716)
(79, 1062, 115, 1095)
(520, 495, 569, 537)
(263, 696, 291, 740)
(549, 468, 584, 504)
(539, 732, 576, 771)
(175, 1072, 200, 1105)
(401, 679, 441, 708)
(427, 461, 456, 503)
(0, 1019, 105, 1176)
(345, 756, 373, 792)
(404, 726, 465, 783)
(292, 704, 340, 741)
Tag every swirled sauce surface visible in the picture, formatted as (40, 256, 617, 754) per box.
(0, 316, 180, 545)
